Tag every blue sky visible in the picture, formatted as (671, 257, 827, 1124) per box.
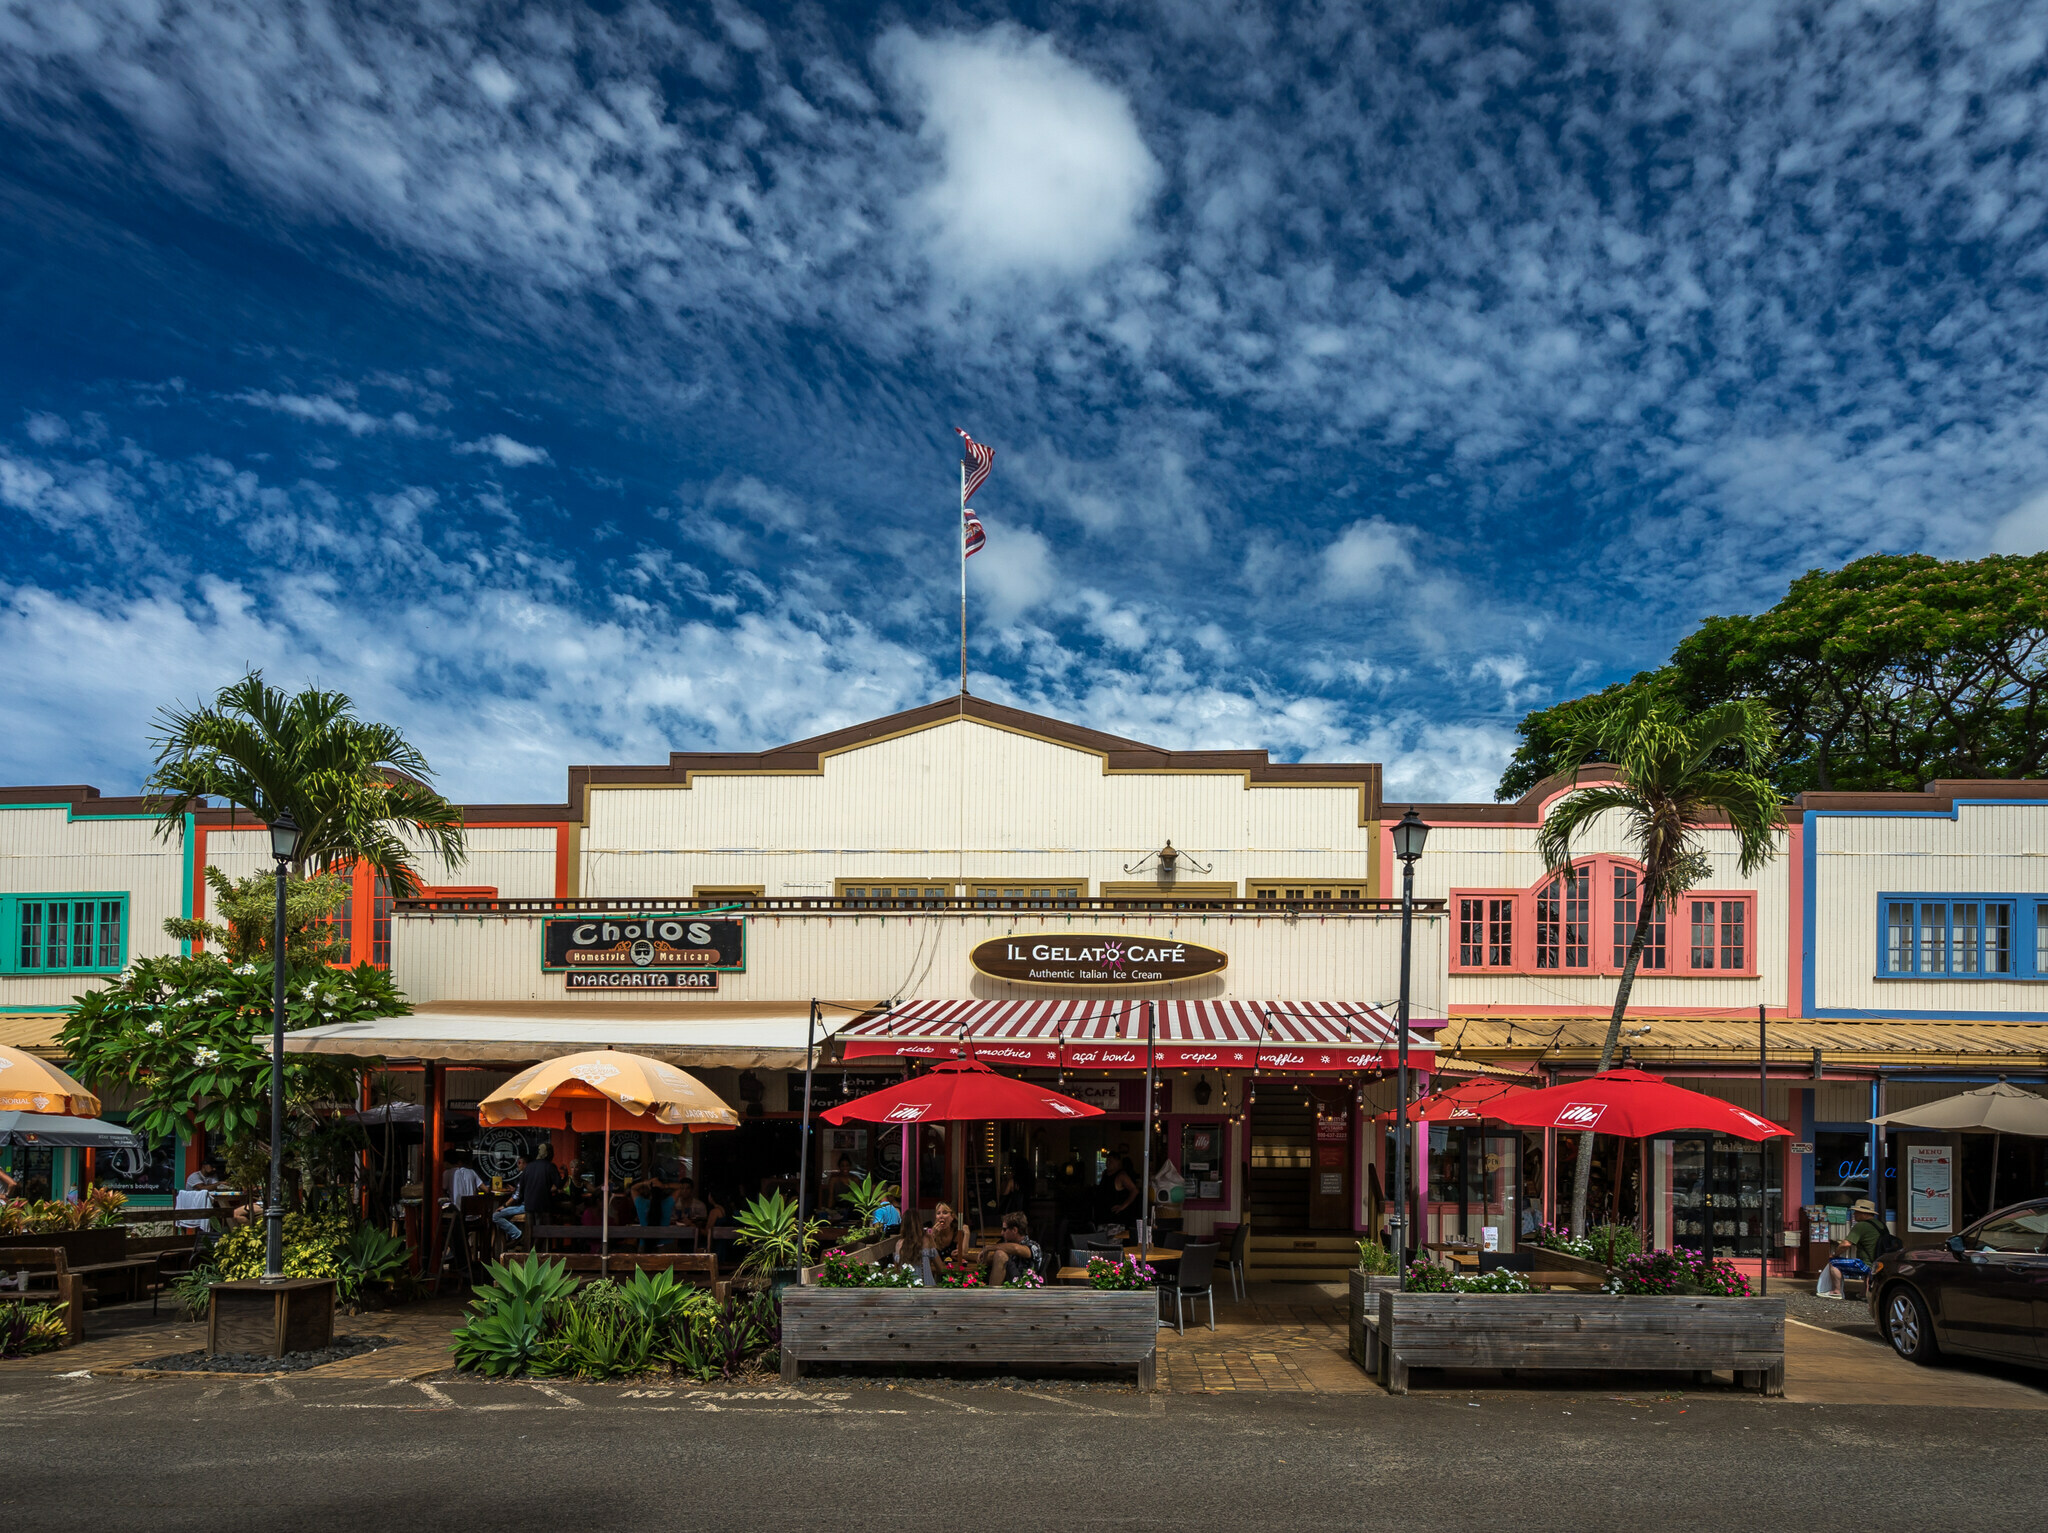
(4, 2, 2048, 805)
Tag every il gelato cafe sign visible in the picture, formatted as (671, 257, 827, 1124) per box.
(970, 932, 1227, 987)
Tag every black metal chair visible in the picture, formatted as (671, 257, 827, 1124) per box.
(1224, 1221, 1252, 1302)
(1162, 1241, 1221, 1333)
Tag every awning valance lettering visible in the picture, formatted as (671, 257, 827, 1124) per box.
(837, 999, 1437, 1071)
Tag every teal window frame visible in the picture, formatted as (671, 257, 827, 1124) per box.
(2, 892, 129, 975)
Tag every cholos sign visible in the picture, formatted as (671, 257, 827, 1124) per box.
(543, 915, 744, 983)
(970, 932, 1227, 987)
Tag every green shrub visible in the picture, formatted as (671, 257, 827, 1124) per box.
(171, 1262, 221, 1320)
(1355, 1239, 1398, 1276)
(538, 1304, 656, 1381)
(338, 1224, 409, 1303)
(450, 1254, 582, 1377)
(660, 1292, 778, 1383)
(212, 1207, 352, 1284)
(1403, 1259, 1456, 1292)
(0, 1301, 70, 1356)
(1584, 1223, 1643, 1266)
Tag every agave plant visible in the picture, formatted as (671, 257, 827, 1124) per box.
(732, 1191, 823, 1282)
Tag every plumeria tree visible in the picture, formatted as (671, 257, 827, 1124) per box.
(62, 868, 407, 1193)
(1535, 691, 1784, 1235)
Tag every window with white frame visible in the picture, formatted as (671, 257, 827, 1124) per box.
(1880, 897, 2026, 977)
(4, 894, 127, 975)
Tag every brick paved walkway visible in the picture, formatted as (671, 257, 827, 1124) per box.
(1156, 1282, 1371, 1393)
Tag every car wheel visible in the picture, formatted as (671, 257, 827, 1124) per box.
(1885, 1286, 1939, 1366)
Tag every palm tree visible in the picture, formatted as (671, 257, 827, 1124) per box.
(1536, 692, 1782, 1235)
(147, 672, 466, 897)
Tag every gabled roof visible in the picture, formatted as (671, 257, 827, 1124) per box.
(566, 694, 1383, 821)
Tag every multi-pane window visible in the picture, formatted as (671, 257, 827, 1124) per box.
(1533, 872, 1591, 969)
(838, 882, 951, 909)
(1453, 896, 1513, 966)
(1689, 900, 1746, 970)
(6, 896, 125, 974)
(1249, 882, 1369, 910)
(371, 876, 394, 968)
(1611, 867, 1668, 971)
(968, 882, 1084, 910)
(1882, 898, 2018, 976)
(2038, 905, 2048, 973)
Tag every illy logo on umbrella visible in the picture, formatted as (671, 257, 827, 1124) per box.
(885, 1103, 931, 1122)
(1556, 1102, 1606, 1128)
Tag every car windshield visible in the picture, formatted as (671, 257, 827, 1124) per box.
(1970, 1207, 2048, 1253)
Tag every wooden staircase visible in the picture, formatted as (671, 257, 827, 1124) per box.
(1247, 1232, 1358, 1283)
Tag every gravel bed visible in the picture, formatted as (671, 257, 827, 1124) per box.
(131, 1336, 393, 1374)
(1780, 1289, 1884, 1339)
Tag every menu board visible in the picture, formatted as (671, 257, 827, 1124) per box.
(1180, 1122, 1224, 1205)
(1907, 1144, 1953, 1234)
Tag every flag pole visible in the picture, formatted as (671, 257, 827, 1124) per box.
(958, 455, 968, 696)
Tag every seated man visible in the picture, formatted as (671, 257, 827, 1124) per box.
(668, 1178, 712, 1244)
(981, 1211, 1041, 1285)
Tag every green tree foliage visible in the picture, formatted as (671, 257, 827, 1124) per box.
(1498, 553, 2048, 799)
(147, 672, 466, 897)
(1534, 692, 1783, 1235)
(58, 953, 403, 1158)
(164, 866, 351, 964)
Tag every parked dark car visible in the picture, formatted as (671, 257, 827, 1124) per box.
(1870, 1196, 2048, 1369)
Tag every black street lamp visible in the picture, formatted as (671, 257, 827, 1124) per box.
(1390, 807, 1429, 1272)
(264, 807, 300, 1282)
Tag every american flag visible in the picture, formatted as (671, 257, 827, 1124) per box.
(963, 508, 986, 558)
(957, 427, 993, 502)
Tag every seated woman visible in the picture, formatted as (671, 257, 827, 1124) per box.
(894, 1212, 933, 1282)
(925, 1202, 972, 1273)
(630, 1172, 676, 1248)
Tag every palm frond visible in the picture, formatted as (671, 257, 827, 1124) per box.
(1535, 785, 1643, 872)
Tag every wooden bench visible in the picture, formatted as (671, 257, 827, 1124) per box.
(552, 1252, 720, 1287)
(0, 1247, 86, 1341)
(527, 1224, 705, 1250)
(1377, 1292, 1785, 1396)
(780, 1288, 1159, 1389)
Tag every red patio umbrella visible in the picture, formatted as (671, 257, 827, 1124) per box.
(819, 1059, 1106, 1125)
(1382, 1078, 1538, 1124)
(1480, 1067, 1790, 1141)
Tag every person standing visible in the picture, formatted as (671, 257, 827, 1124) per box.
(513, 1144, 560, 1251)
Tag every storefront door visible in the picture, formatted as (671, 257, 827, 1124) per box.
(1308, 1096, 1351, 1231)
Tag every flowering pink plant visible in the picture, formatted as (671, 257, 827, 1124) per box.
(1085, 1255, 1156, 1290)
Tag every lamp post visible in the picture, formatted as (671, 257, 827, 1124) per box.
(1390, 807, 1429, 1271)
(264, 807, 300, 1283)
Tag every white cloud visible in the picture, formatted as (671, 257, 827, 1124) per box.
(969, 525, 1059, 627)
(878, 25, 1161, 280)
(456, 435, 551, 468)
(1320, 518, 1417, 600)
(23, 412, 68, 445)
(236, 391, 426, 437)
(1989, 489, 2048, 555)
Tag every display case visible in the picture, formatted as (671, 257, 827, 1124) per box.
(1664, 1134, 1782, 1260)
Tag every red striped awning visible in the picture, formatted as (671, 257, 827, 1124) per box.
(836, 999, 1436, 1072)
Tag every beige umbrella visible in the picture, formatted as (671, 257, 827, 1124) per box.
(1872, 1080, 2048, 1210)
(477, 1050, 738, 1273)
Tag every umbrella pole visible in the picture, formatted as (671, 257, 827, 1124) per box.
(1139, 1000, 1156, 1258)
(1989, 1131, 2001, 1213)
(602, 1099, 611, 1282)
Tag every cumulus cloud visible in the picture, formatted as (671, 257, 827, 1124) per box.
(1321, 518, 1417, 600)
(456, 435, 550, 468)
(878, 25, 1161, 280)
(1990, 490, 2048, 555)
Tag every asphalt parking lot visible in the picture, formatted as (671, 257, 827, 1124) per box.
(5, 1370, 2045, 1533)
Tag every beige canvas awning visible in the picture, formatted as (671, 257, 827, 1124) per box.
(269, 1001, 870, 1070)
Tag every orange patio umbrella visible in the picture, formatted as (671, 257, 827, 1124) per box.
(478, 1050, 739, 1270)
(0, 1043, 101, 1117)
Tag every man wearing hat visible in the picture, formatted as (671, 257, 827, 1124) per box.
(1848, 1197, 1889, 1267)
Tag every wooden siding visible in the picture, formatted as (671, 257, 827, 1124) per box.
(1811, 801, 2048, 1015)
(0, 804, 186, 1005)
(391, 906, 1446, 1011)
(581, 717, 1379, 900)
(204, 826, 557, 897)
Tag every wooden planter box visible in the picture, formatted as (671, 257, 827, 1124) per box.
(799, 1233, 899, 1285)
(1347, 1271, 1404, 1369)
(1375, 1292, 1784, 1396)
(780, 1287, 1159, 1389)
(1526, 1246, 1610, 1288)
(207, 1278, 337, 1358)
